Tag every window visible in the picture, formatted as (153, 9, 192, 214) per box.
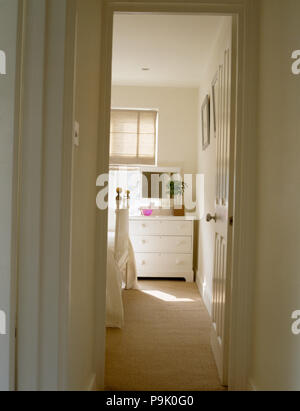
(110, 109, 157, 165)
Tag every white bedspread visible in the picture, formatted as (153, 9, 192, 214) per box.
(106, 232, 139, 328)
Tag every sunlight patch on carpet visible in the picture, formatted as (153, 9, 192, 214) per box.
(141, 289, 194, 302)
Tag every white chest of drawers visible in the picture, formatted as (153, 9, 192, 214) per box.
(129, 216, 195, 282)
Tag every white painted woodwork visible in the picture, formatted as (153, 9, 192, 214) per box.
(135, 253, 193, 276)
(130, 217, 194, 282)
(17, 0, 48, 390)
(131, 236, 192, 254)
(210, 48, 232, 386)
(0, 0, 19, 392)
(130, 219, 193, 237)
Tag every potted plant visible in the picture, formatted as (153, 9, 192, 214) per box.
(166, 180, 187, 216)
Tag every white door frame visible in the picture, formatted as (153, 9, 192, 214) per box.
(15, 0, 74, 391)
(97, 0, 258, 391)
(14, 0, 258, 391)
(1, 0, 25, 391)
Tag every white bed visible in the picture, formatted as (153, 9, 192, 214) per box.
(106, 205, 139, 328)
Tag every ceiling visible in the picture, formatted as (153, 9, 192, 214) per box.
(112, 14, 229, 88)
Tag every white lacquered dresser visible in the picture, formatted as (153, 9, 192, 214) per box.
(129, 216, 195, 282)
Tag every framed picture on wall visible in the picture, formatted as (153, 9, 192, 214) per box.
(211, 71, 218, 138)
(201, 95, 210, 151)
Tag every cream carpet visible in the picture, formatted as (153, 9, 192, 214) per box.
(105, 280, 226, 391)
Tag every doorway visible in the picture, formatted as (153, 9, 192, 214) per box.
(13, 0, 257, 392)
(96, 0, 258, 392)
(102, 9, 237, 390)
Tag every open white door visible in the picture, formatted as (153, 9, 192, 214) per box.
(0, 0, 19, 391)
(207, 46, 234, 386)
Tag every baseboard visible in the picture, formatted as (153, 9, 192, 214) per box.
(196, 271, 203, 297)
(247, 379, 257, 391)
(196, 271, 212, 316)
(87, 373, 97, 391)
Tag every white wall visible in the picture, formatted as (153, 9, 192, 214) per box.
(0, 0, 19, 391)
(17, 0, 104, 391)
(250, 0, 300, 391)
(195, 18, 232, 314)
(111, 86, 198, 174)
(67, 0, 102, 391)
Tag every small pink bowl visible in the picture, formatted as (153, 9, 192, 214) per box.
(142, 209, 153, 217)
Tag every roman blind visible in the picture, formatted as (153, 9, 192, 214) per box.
(110, 109, 157, 165)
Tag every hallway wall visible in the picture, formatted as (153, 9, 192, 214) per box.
(251, 0, 300, 391)
(67, 0, 103, 390)
(16, 0, 105, 391)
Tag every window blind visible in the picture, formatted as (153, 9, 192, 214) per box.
(110, 109, 157, 165)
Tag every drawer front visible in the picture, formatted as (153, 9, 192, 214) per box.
(130, 220, 193, 236)
(135, 253, 193, 274)
(131, 236, 192, 253)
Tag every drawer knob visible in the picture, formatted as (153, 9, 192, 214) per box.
(142, 224, 147, 228)
(142, 239, 147, 244)
(141, 260, 146, 265)
(176, 260, 183, 265)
